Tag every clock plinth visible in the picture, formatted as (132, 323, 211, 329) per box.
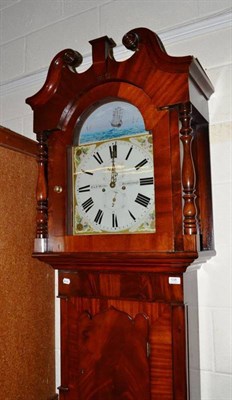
(27, 28, 215, 400)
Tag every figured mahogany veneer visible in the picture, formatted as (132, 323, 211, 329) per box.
(26, 28, 215, 400)
(74, 307, 150, 399)
(59, 296, 187, 400)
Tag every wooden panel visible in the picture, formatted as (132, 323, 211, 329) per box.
(150, 305, 173, 399)
(59, 297, 178, 400)
(0, 128, 56, 400)
(172, 305, 188, 400)
(75, 308, 150, 400)
(59, 271, 184, 303)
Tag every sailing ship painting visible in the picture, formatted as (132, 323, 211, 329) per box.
(79, 101, 148, 145)
(110, 106, 123, 128)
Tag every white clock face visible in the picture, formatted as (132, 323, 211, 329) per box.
(73, 134, 155, 234)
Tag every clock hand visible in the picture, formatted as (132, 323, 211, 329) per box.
(110, 150, 118, 188)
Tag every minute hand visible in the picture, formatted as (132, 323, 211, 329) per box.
(110, 156, 118, 188)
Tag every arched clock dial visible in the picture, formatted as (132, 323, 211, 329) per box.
(72, 134, 155, 234)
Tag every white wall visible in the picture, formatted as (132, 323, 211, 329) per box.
(0, 1, 231, 399)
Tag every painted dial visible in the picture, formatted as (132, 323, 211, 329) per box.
(73, 135, 155, 234)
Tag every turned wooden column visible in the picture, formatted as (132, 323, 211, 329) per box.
(179, 102, 198, 235)
(35, 131, 48, 240)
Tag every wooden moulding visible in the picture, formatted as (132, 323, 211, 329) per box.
(33, 250, 198, 273)
(0, 125, 37, 157)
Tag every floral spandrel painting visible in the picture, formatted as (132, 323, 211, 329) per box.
(79, 101, 148, 145)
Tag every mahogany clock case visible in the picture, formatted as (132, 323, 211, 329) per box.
(27, 27, 214, 264)
(26, 27, 215, 400)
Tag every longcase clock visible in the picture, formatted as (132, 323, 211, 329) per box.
(26, 27, 215, 400)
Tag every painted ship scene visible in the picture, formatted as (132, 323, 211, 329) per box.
(79, 101, 148, 144)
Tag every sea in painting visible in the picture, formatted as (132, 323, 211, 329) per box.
(79, 101, 148, 144)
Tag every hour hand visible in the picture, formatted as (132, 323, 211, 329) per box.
(109, 150, 118, 188)
(110, 167, 117, 188)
